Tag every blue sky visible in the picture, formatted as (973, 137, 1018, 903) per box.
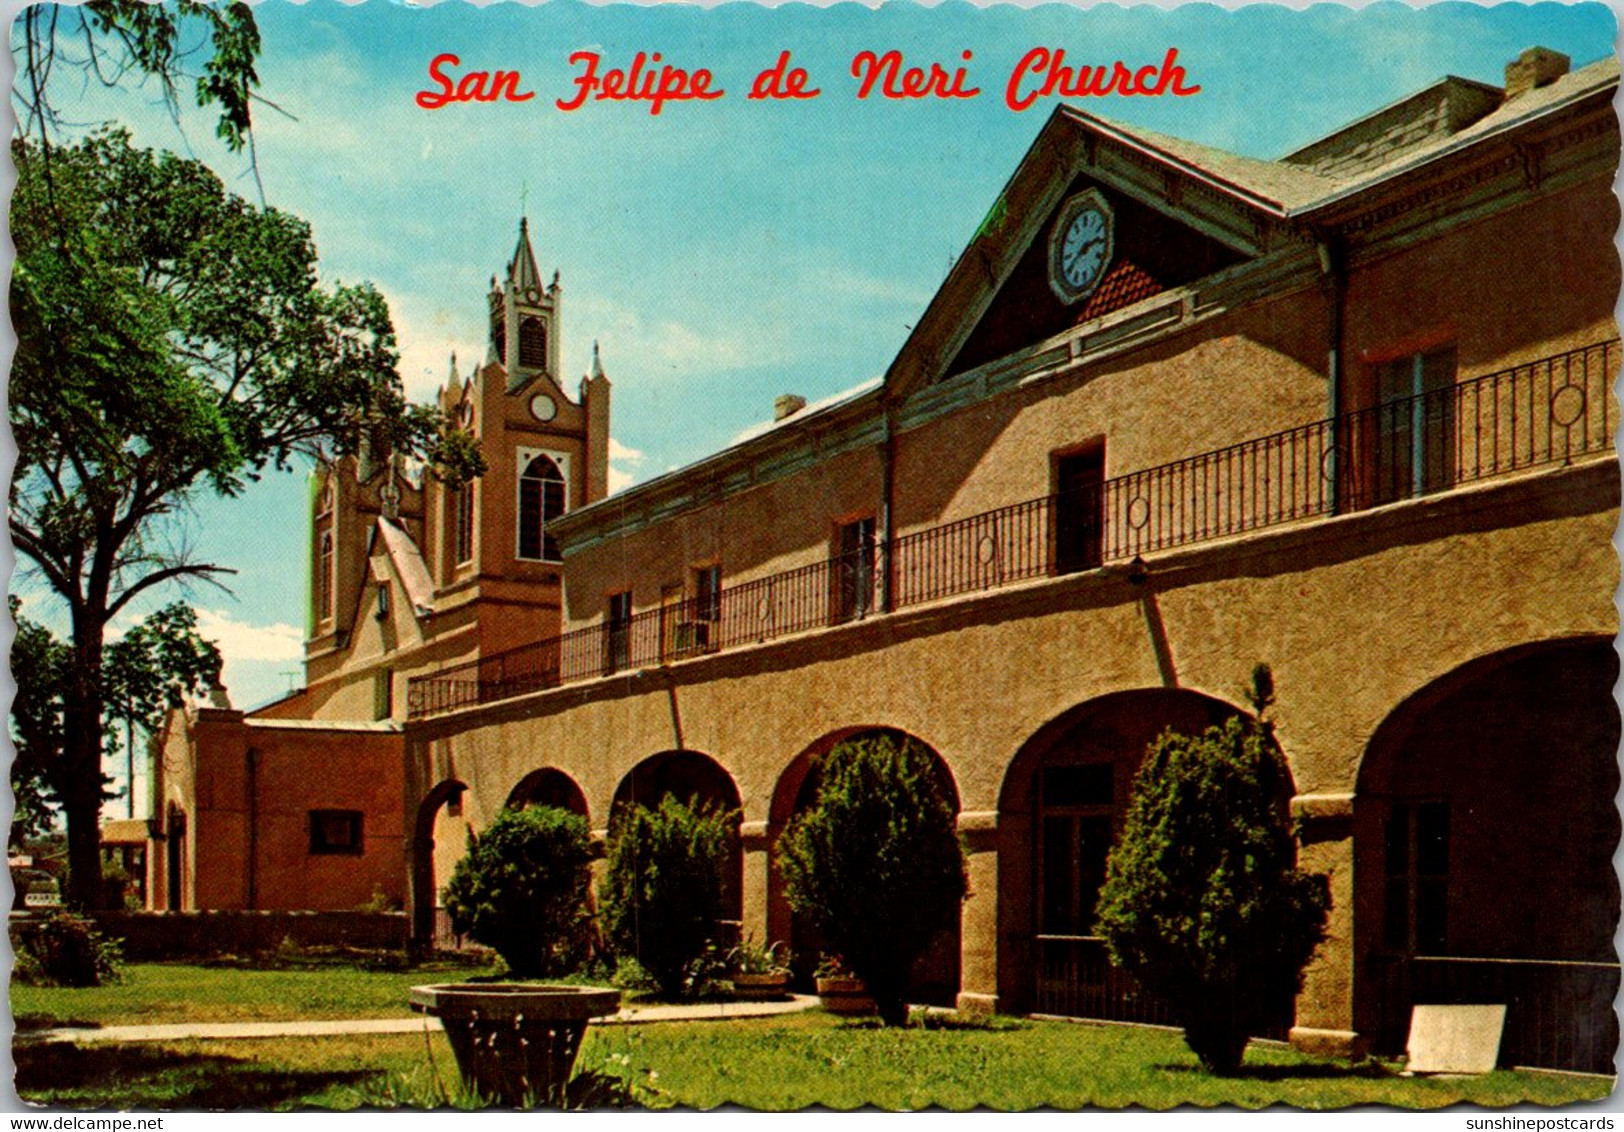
(9, 0, 1618, 756)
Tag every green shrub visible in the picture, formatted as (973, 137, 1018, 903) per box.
(11, 910, 124, 986)
(599, 795, 736, 1000)
(778, 733, 968, 1026)
(1094, 667, 1330, 1075)
(441, 805, 597, 978)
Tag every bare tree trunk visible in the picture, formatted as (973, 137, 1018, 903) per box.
(61, 618, 107, 910)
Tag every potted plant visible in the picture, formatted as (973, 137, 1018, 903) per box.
(814, 954, 876, 1016)
(410, 983, 620, 1106)
(728, 937, 792, 1000)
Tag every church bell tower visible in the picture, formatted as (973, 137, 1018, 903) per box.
(488, 217, 562, 391)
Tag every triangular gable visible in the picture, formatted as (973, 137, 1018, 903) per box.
(949, 174, 1247, 375)
(884, 105, 1335, 398)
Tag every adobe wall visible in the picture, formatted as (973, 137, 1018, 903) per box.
(893, 287, 1333, 531)
(1342, 179, 1620, 376)
(180, 715, 407, 911)
(418, 458, 1614, 815)
(562, 444, 884, 629)
(409, 457, 1616, 1035)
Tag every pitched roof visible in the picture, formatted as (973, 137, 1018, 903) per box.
(1060, 108, 1345, 213)
(376, 517, 436, 617)
(1075, 54, 1618, 219)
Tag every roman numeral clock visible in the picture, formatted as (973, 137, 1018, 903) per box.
(1049, 189, 1115, 304)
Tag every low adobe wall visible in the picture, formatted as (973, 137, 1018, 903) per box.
(72, 910, 409, 960)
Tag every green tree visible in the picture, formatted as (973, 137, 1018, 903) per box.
(778, 733, 968, 1026)
(600, 795, 736, 1000)
(9, 599, 223, 850)
(1094, 667, 1330, 1075)
(14, 1, 261, 153)
(442, 806, 598, 978)
(9, 129, 482, 907)
(103, 603, 224, 818)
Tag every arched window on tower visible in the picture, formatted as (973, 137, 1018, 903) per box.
(318, 530, 335, 622)
(519, 317, 547, 370)
(518, 455, 566, 562)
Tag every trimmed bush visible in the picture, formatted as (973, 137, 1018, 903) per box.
(778, 733, 968, 1026)
(441, 805, 597, 978)
(11, 910, 124, 986)
(599, 795, 736, 1000)
(1094, 667, 1330, 1075)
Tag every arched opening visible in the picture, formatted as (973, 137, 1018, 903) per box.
(995, 688, 1268, 1025)
(610, 750, 744, 937)
(767, 727, 962, 1005)
(506, 768, 588, 818)
(165, 803, 188, 912)
(410, 779, 470, 947)
(519, 315, 548, 370)
(1353, 637, 1619, 1073)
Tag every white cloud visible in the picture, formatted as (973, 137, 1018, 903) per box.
(606, 436, 645, 495)
(194, 608, 306, 664)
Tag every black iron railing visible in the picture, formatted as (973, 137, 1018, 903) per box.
(408, 340, 1617, 719)
(1032, 935, 1294, 1039)
(1372, 953, 1621, 1074)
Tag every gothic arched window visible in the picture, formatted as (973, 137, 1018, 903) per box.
(519, 454, 565, 561)
(453, 481, 475, 566)
(519, 317, 548, 370)
(318, 530, 335, 622)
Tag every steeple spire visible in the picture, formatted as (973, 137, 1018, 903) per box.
(508, 217, 542, 293)
(591, 340, 605, 379)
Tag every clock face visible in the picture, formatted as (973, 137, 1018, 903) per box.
(529, 393, 557, 423)
(1049, 191, 1115, 304)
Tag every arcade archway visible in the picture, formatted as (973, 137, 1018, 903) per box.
(610, 750, 744, 933)
(506, 767, 589, 817)
(1353, 637, 1619, 1073)
(995, 688, 1278, 1026)
(410, 778, 470, 946)
(767, 727, 962, 1004)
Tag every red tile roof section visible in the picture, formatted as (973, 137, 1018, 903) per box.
(1075, 259, 1164, 324)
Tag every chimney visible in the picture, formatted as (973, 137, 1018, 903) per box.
(1504, 47, 1570, 101)
(774, 394, 807, 422)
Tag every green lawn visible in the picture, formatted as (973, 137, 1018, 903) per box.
(13, 1012, 1614, 1111)
(12, 959, 502, 1030)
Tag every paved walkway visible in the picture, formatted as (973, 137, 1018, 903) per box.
(22, 994, 821, 1045)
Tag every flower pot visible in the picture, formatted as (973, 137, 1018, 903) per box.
(816, 976, 876, 1016)
(410, 983, 620, 1106)
(733, 972, 791, 1001)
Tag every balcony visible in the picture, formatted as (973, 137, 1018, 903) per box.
(408, 340, 1617, 720)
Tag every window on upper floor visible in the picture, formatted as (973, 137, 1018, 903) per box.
(694, 564, 722, 624)
(1054, 444, 1106, 574)
(518, 454, 566, 562)
(309, 809, 363, 856)
(605, 591, 633, 674)
(1344, 339, 1461, 506)
(453, 480, 475, 566)
(834, 517, 877, 624)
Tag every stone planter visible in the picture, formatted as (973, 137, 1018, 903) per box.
(816, 976, 876, 1016)
(410, 983, 620, 1106)
(733, 971, 791, 1001)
